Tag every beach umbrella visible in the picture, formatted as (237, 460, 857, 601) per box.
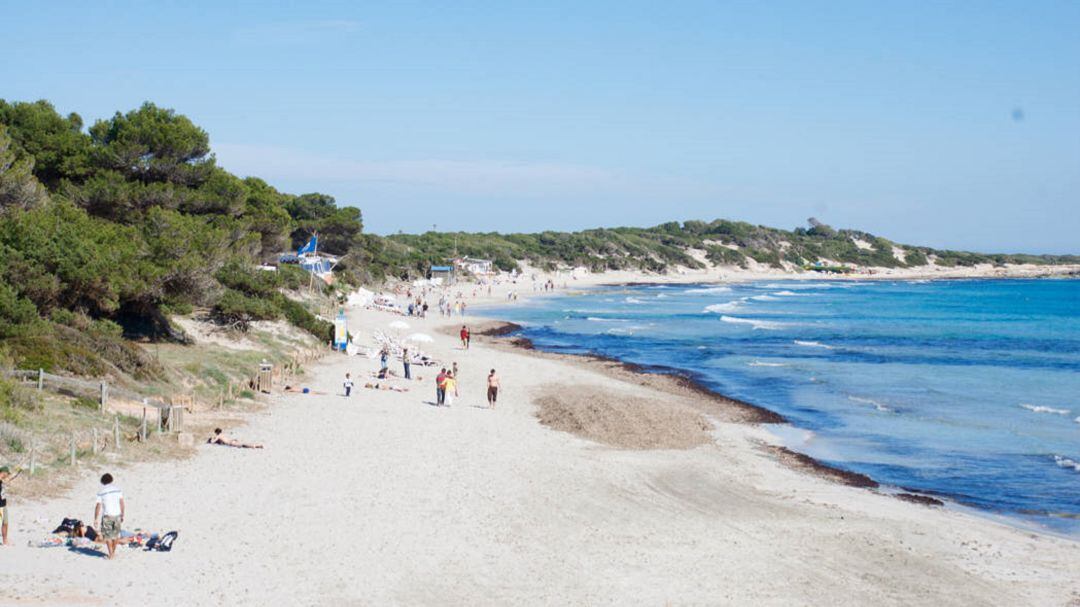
(388, 320, 410, 331)
(406, 333, 434, 343)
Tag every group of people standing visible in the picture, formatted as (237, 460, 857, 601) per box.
(399, 286, 469, 320)
(433, 366, 500, 408)
(438, 296, 467, 317)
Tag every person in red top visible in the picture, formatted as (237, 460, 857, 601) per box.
(460, 325, 471, 350)
(435, 368, 447, 405)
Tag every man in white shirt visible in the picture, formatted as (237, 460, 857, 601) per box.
(94, 473, 125, 559)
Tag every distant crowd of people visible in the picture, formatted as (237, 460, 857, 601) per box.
(343, 322, 500, 410)
(399, 287, 469, 319)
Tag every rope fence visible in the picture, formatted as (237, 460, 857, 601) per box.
(0, 344, 327, 474)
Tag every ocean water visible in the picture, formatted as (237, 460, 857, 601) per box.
(481, 279, 1080, 534)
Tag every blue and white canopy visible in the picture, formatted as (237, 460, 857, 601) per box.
(298, 235, 318, 256)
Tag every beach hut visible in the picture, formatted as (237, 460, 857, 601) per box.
(429, 265, 455, 285)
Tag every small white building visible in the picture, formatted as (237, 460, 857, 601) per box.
(455, 257, 494, 275)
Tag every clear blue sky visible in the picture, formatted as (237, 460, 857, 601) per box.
(2, 1, 1078, 252)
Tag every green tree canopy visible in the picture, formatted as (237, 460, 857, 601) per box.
(0, 125, 49, 212)
(0, 99, 92, 187)
(89, 102, 213, 186)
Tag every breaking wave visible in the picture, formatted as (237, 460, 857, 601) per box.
(1020, 403, 1070, 416)
(848, 396, 892, 412)
(703, 300, 743, 313)
(794, 340, 833, 349)
(720, 316, 788, 330)
(1053, 456, 1080, 473)
(685, 286, 732, 294)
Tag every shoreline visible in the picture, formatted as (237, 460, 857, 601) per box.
(468, 279, 1078, 535)
(472, 319, 959, 505)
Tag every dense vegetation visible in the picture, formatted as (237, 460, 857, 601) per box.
(1, 98, 1075, 380)
(0, 99, 363, 376)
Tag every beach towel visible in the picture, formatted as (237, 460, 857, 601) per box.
(36, 535, 66, 548)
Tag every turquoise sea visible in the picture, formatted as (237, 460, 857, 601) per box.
(482, 279, 1080, 535)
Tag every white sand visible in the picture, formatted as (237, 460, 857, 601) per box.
(1, 275, 1079, 606)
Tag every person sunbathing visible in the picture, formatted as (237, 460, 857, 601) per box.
(207, 428, 263, 449)
(283, 385, 326, 395)
(67, 521, 175, 551)
(68, 521, 136, 546)
(363, 382, 410, 393)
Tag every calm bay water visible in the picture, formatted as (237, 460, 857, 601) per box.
(481, 278, 1080, 534)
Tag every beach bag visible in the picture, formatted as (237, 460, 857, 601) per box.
(145, 530, 178, 552)
(51, 518, 80, 531)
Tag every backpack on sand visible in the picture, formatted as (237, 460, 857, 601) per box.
(145, 530, 178, 552)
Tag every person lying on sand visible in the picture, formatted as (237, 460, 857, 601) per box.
(364, 382, 410, 393)
(61, 521, 175, 551)
(207, 428, 263, 449)
(283, 385, 326, 395)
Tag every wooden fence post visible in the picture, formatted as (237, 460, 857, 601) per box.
(99, 381, 108, 412)
(92, 427, 99, 455)
(113, 415, 121, 452)
(37, 368, 44, 391)
(28, 439, 36, 476)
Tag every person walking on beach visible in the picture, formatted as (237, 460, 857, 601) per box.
(94, 473, 125, 560)
(443, 372, 458, 406)
(460, 325, 470, 350)
(435, 368, 447, 405)
(0, 465, 21, 545)
(487, 369, 500, 409)
(402, 347, 412, 380)
(380, 348, 389, 372)
(343, 373, 353, 397)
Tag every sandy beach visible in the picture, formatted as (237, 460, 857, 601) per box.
(1, 272, 1079, 606)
